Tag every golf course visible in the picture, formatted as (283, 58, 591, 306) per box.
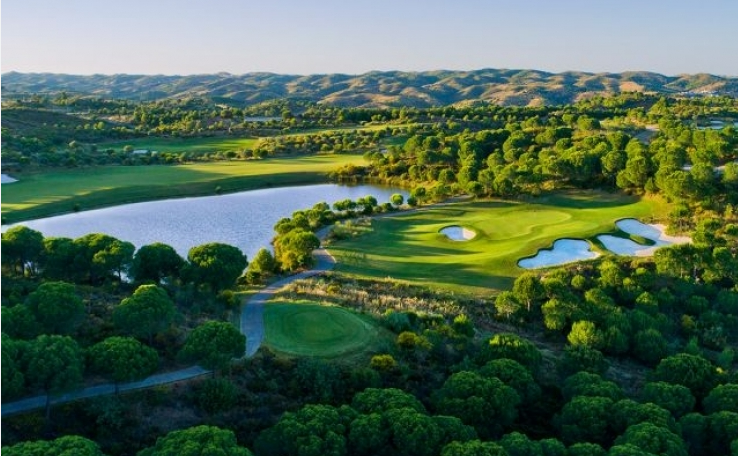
(262, 300, 387, 358)
(328, 191, 669, 295)
(1, 153, 364, 223)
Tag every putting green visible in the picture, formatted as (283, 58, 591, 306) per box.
(329, 191, 668, 295)
(263, 302, 382, 357)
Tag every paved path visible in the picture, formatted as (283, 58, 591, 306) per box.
(1, 365, 210, 417)
(2, 240, 335, 417)
(241, 233, 335, 356)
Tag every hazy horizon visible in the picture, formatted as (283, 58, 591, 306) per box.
(3, 0, 738, 77)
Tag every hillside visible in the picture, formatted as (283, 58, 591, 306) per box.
(3, 69, 737, 108)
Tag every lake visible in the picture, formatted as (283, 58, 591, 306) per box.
(4, 184, 407, 260)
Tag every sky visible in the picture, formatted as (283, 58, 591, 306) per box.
(2, 0, 737, 77)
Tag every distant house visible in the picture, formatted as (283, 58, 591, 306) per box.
(131, 149, 159, 155)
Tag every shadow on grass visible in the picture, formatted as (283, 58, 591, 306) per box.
(530, 190, 642, 209)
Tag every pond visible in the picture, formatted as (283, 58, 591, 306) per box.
(4, 184, 407, 260)
(518, 239, 599, 269)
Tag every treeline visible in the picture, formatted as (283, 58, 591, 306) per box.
(334, 102, 738, 226)
(1, 226, 252, 408)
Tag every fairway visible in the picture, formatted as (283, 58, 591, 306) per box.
(1, 154, 364, 223)
(263, 301, 382, 357)
(100, 136, 258, 154)
(329, 191, 668, 295)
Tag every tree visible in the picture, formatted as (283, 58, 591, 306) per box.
(567, 320, 602, 348)
(23, 335, 84, 422)
(1, 225, 44, 276)
(1, 305, 41, 339)
(632, 329, 668, 366)
(40, 237, 78, 281)
(2, 334, 25, 400)
(652, 353, 719, 398)
(703, 384, 738, 414)
(187, 243, 247, 291)
(495, 291, 523, 321)
(87, 337, 159, 393)
(130, 242, 185, 284)
(138, 425, 253, 456)
(614, 422, 687, 456)
(351, 387, 426, 414)
(639, 381, 695, 418)
(73, 233, 134, 283)
(274, 229, 320, 272)
(611, 399, 678, 435)
(2, 435, 107, 456)
(558, 395, 614, 445)
(512, 272, 544, 312)
(179, 321, 245, 373)
(499, 431, 543, 456)
(558, 345, 608, 376)
(245, 247, 276, 283)
(254, 404, 351, 456)
(433, 371, 520, 438)
(478, 358, 541, 404)
(25, 281, 84, 335)
(390, 193, 405, 208)
(562, 372, 623, 402)
(113, 284, 176, 344)
(441, 440, 508, 456)
(479, 333, 542, 371)
(386, 407, 445, 456)
(568, 443, 606, 456)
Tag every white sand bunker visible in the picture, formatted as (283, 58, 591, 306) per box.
(518, 239, 599, 269)
(598, 218, 692, 257)
(440, 225, 476, 241)
(1, 174, 18, 184)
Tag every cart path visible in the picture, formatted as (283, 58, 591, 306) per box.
(241, 232, 335, 356)
(1, 365, 210, 417)
(2, 240, 335, 417)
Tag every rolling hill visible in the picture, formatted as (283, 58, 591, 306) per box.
(2, 69, 737, 108)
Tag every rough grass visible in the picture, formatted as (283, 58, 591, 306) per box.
(1, 154, 364, 223)
(263, 300, 385, 358)
(329, 191, 668, 296)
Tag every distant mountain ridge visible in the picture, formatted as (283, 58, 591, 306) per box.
(3, 69, 737, 107)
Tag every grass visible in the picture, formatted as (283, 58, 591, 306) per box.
(97, 123, 417, 154)
(1, 154, 365, 223)
(328, 190, 669, 296)
(100, 136, 259, 154)
(262, 300, 386, 358)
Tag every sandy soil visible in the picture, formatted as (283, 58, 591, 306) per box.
(440, 225, 476, 241)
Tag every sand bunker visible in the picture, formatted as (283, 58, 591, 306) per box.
(518, 239, 599, 269)
(440, 225, 476, 241)
(598, 218, 691, 256)
(1, 174, 18, 184)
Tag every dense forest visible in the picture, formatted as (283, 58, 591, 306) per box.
(2, 88, 738, 456)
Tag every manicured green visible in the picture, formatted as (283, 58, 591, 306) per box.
(100, 136, 259, 154)
(263, 300, 384, 358)
(329, 191, 668, 295)
(1, 154, 364, 223)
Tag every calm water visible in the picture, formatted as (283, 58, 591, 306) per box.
(4, 184, 407, 260)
